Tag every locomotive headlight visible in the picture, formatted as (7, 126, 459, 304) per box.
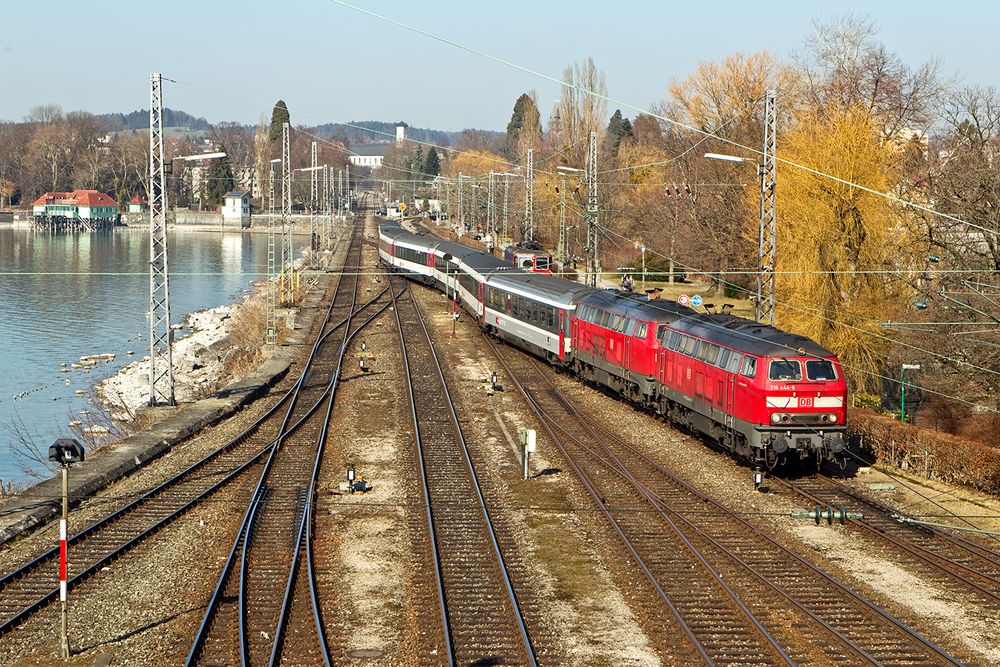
(819, 413, 838, 423)
(770, 413, 784, 424)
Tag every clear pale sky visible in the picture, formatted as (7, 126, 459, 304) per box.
(0, 1, 992, 131)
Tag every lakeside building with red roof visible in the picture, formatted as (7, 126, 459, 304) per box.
(31, 190, 122, 230)
(32, 190, 120, 221)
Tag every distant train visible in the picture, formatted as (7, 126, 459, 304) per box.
(379, 220, 847, 467)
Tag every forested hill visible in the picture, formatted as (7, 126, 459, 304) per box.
(312, 121, 498, 146)
(97, 108, 212, 132)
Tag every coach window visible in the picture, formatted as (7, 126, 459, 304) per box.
(635, 322, 647, 339)
(768, 359, 802, 381)
(719, 348, 731, 369)
(667, 330, 679, 349)
(741, 356, 757, 378)
(597, 310, 611, 328)
(805, 359, 837, 381)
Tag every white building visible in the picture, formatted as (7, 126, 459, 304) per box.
(222, 191, 251, 228)
(348, 144, 389, 169)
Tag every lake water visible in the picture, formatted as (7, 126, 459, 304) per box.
(0, 226, 302, 486)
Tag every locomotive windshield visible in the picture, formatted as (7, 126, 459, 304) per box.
(768, 359, 802, 381)
(805, 359, 838, 381)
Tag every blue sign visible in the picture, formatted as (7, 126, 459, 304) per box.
(691, 295, 703, 307)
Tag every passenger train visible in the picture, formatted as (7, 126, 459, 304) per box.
(379, 220, 848, 466)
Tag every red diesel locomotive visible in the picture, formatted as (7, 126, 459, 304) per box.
(380, 220, 848, 466)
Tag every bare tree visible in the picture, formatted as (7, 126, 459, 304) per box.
(795, 14, 944, 139)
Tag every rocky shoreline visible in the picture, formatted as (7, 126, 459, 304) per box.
(96, 288, 260, 416)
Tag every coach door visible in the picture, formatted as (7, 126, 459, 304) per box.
(478, 282, 486, 320)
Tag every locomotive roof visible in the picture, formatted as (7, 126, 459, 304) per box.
(487, 270, 597, 305)
(673, 313, 836, 358)
(578, 290, 697, 322)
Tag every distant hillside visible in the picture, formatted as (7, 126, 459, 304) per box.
(91, 110, 499, 146)
(97, 108, 212, 133)
(312, 121, 500, 147)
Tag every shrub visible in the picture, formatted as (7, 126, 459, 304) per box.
(849, 407, 1000, 494)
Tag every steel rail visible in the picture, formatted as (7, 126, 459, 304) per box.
(271, 296, 394, 665)
(532, 395, 879, 665)
(0, 284, 390, 641)
(568, 391, 964, 665)
(239, 230, 363, 666)
(395, 279, 538, 666)
(184, 231, 367, 665)
(389, 278, 454, 666)
(775, 474, 1000, 603)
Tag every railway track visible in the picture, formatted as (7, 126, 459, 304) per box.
(0, 231, 375, 641)
(488, 339, 962, 666)
(777, 473, 1000, 607)
(185, 227, 393, 666)
(391, 280, 537, 667)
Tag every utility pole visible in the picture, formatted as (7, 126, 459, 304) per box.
(266, 159, 278, 344)
(148, 72, 174, 406)
(502, 175, 510, 246)
(586, 131, 599, 288)
(524, 148, 534, 242)
(310, 141, 318, 258)
(757, 88, 777, 326)
(457, 173, 464, 231)
(281, 122, 293, 305)
(487, 172, 495, 246)
(345, 165, 351, 214)
(471, 177, 479, 233)
(322, 164, 330, 252)
(558, 173, 567, 268)
(337, 169, 343, 215)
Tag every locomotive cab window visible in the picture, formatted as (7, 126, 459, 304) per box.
(741, 356, 757, 378)
(805, 359, 837, 381)
(768, 359, 802, 381)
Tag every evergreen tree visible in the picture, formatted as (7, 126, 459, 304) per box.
(606, 109, 634, 153)
(412, 144, 424, 178)
(504, 93, 541, 159)
(268, 100, 290, 142)
(204, 149, 235, 208)
(424, 147, 441, 176)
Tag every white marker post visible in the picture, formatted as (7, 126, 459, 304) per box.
(520, 429, 537, 480)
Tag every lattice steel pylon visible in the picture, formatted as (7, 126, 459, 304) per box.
(281, 122, 293, 304)
(756, 89, 777, 326)
(266, 161, 277, 345)
(586, 131, 599, 287)
(486, 171, 495, 241)
(558, 173, 567, 266)
(523, 148, 534, 241)
(148, 73, 174, 406)
(323, 165, 331, 251)
(310, 141, 318, 259)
